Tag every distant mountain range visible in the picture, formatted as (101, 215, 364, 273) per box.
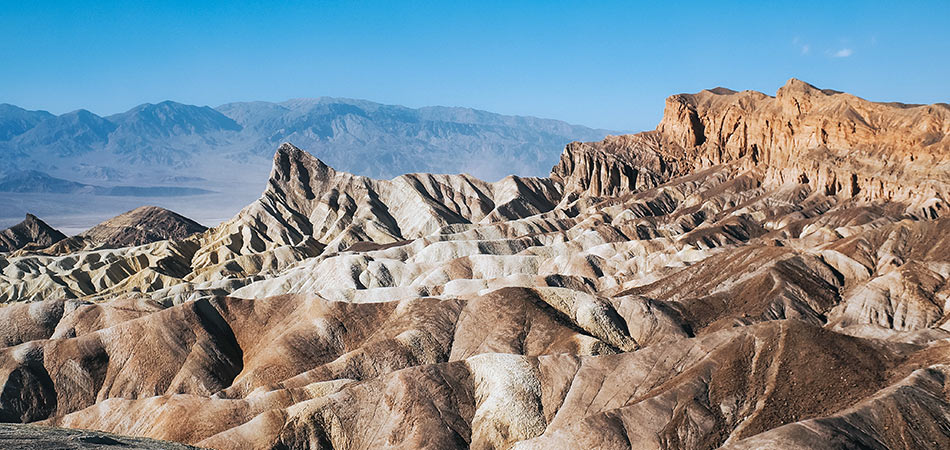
(0, 170, 211, 196)
(0, 98, 614, 230)
(0, 98, 613, 181)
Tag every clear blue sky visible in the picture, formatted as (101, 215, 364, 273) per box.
(1, 0, 948, 130)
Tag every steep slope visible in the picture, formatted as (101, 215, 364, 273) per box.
(0, 214, 66, 252)
(9, 109, 116, 158)
(79, 206, 207, 248)
(0, 144, 562, 302)
(0, 80, 948, 449)
(189, 142, 563, 279)
(554, 78, 949, 214)
(104, 101, 242, 165)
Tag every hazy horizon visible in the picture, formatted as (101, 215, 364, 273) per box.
(2, 1, 948, 131)
(0, 96, 625, 133)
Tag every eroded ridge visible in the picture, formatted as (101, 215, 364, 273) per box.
(1, 80, 949, 449)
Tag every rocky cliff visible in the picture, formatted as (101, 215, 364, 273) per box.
(554, 78, 949, 217)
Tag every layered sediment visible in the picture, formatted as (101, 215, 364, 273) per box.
(1, 80, 949, 449)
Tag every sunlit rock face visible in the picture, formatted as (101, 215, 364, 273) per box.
(2, 80, 950, 449)
(554, 78, 949, 210)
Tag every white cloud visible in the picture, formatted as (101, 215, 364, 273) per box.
(792, 37, 811, 55)
(833, 48, 853, 58)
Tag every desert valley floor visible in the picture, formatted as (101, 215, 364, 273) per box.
(1, 79, 949, 449)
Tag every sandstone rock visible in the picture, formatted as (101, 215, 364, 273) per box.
(554, 78, 950, 215)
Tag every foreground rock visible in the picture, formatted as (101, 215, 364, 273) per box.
(0, 80, 949, 449)
(0, 423, 200, 449)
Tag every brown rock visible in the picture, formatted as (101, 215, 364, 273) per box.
(79, 206, 207, 248)
(0, 81, 948, 449)
(0, 214, 67, 253)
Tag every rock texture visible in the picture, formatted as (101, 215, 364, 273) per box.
(554, 79, 949, 214)
(0, 423, 199, 449)
(79, 206, 207, 248)
(1, 80, 949, 449)
(190, 142, 563, 275)
(0, 214, 66, 253)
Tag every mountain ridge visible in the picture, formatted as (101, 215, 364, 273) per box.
(0, 214, 66, 252)
(1, 80, 949, 449)
(554, 77, 950, 213)
(0, 97, 614, 231)
(0, 97, 614, 180)
(0, 170, 213, 196)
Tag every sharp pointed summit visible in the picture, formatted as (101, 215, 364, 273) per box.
(0, 213, 67, 252)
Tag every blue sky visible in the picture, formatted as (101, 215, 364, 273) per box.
(1, 1, 947, 130)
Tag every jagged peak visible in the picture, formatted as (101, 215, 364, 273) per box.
(777, 78, 844, 98)
(18, 213, 58, 232)
(781, 77, 818, 91)
(705, 87, 738, 95)
(273, 142, 332, 171)
(269, 142, 342, 198)
(557, 79, 949, 206)
(19, 214, 62, 237)
(0, 213, 67, 252)
(670, 79, 843, 105)
(275, 141, 304, 157)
